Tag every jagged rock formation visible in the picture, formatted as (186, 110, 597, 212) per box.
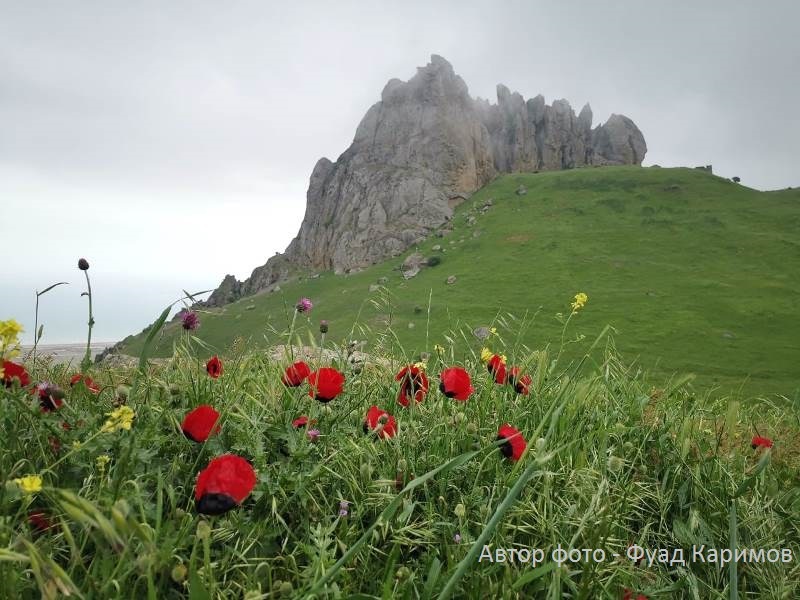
(205, 55, 646, 308)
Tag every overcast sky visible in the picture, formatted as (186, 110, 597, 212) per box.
(2, 1, 798, 344)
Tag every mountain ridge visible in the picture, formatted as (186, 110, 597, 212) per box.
(203, 55, 646, 308)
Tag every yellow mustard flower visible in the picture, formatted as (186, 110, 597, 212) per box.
(480, 347, 493, 363)
(433, 344, 445, 354)
(489, 327, 497, 336)
(14, 474, 43, 494)
(0, 319, 23, 360)
(96, 454, 111, 470)
(413, 361, 427, 371)
(101, 406, 135, 433)
(571, 292, 588, 312)
(72, 440, 82, 450)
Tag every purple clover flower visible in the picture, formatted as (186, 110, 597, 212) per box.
(296, 297, 313, 313)
(453, 533, 462, 544)
(307, 428, 320, 443)
(338, 500, 349, 517)
(180, 310, 200, 331)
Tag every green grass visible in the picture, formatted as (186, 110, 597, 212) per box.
(3, 328, 800, 598)
(120, 166, 800, 399)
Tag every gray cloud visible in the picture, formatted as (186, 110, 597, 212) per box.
(1, 0, 797, 343)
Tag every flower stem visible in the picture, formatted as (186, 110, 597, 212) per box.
(81, 270, 94, 372)
(287, 309, 298, 362)
(32, 292, 40, 366)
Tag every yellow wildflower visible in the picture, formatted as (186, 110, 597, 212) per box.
(101, 406, 135, 433)
(96, 454, 111, 470)
(0, 319, 24, 340)
(500, 354, 507, 364)
(14, 474, 43, 494)
(0, 319, 23, 359)
(570, 292, 588, 312)
(413, 361, 426, 371)
(480, 347, 493, 363)
(489, 327, 497, 336)
(433, 344, 445, 354)
(72, 441, 82, 450)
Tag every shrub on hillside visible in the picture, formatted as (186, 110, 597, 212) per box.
(426, 255, 442, 267)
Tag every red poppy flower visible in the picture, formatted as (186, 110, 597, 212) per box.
(439, 367, 474, 401)
(622, 589, 648, 600)
(507, 367, 532, 395)
(181, 405, 222, 443)
(307, 367, 345, 403)
(28, 511, 56, 534)
(281, 361, 311, 386)
(292, 415, 310, 428)
(751, 435, 773, 450)
(2, 360, 30, 388)
(195, 454, 256, 515)
(487, 355, 507, 384)
(206, 355, 223, 379)
(34, 383, 65, 412)
(363, 405, 398, 439)
(497, 424, 527, 462)
(69, 373, 99, 393)
(395, 365, 429, 407)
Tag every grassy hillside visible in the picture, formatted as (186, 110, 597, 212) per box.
(121, 166, 800, 398)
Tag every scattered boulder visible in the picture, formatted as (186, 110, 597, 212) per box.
(432, 244, 442, 251)
(473, 326, 490, 340)
(446, 275, 457, 285)
(515, 185, 528, 196)
(402, 252, 425, 271)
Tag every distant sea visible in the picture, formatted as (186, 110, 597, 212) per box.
(18, 342, 113, 366)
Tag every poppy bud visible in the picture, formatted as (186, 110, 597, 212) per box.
(454, 503, 466, 518)
(466, 422, 478, 435)
(196, 520, 211, 540)
(535, 438, 547, 453)
(278, 581, 294, 596)
(171, 563, 187, 583)
(319, 320, 329, 334)
(397, 459, 408, 472)
(78, 258, 90, 270)
(608, 455, 624, 472)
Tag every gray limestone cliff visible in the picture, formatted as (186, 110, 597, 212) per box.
(204, 55, 646, 307)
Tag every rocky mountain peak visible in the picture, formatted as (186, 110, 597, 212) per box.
(204, 55, 647, 308)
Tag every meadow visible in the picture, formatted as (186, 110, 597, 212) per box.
(1, 285, 799, 598)
(118, 167, 800, 400)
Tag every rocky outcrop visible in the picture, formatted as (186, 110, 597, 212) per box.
(205, 55, 646, 308)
